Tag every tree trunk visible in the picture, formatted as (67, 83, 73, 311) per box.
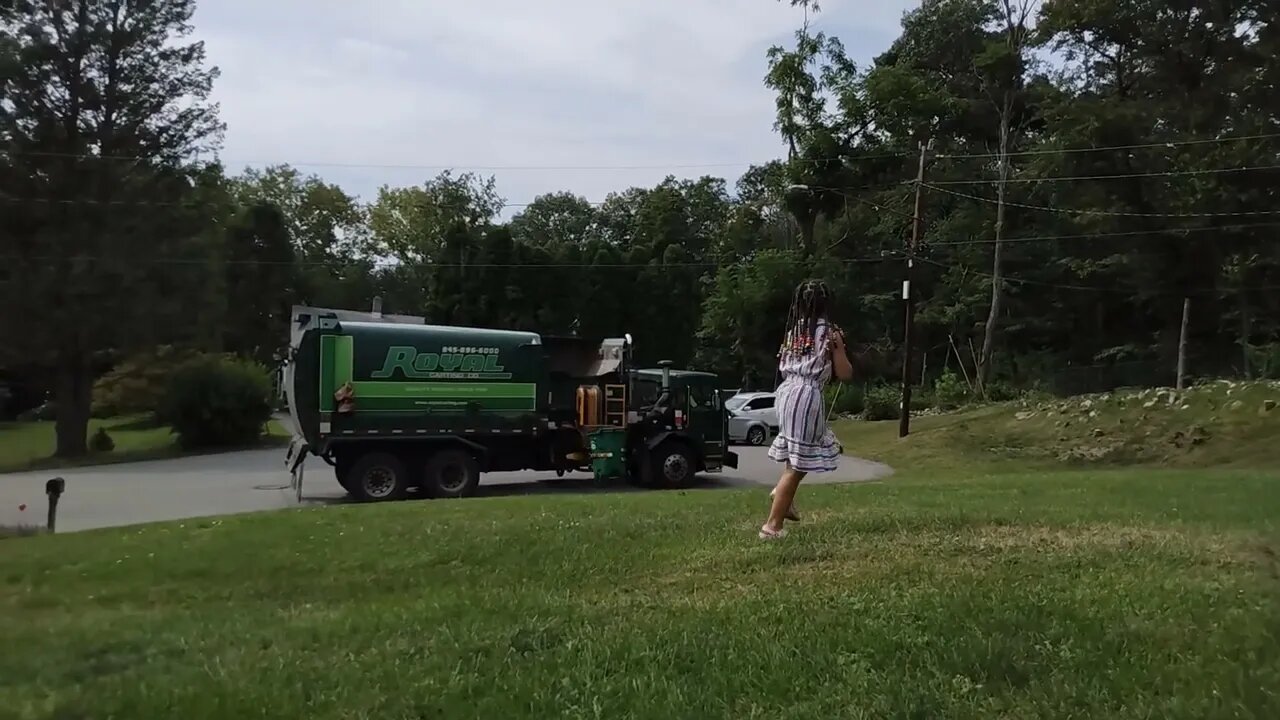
(978, 98, 1013, 393)
(54, 355, 93, 458)
(1240, 292, 1252, 379)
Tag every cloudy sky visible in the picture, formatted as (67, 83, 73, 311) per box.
(192, 0, 919, 213)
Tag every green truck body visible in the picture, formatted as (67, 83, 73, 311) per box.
(283, 306, 737, 501)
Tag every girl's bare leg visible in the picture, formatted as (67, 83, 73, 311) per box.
(765, 465, 806, 532)
(770, 487, 801, 521)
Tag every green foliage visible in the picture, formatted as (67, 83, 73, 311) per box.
(862, 384, 901, 421)
(91, 346, 203, 419)
(933, 369, 973, 410)
(4, 0, 1280, 461)
(157, 357, 273, 450)
(89, 428, 116, 453)
(825, 383, 865, 416)
(1249, 343, 1280, 380)
(0, 0, 224, 458)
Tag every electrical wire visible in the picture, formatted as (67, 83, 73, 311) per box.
(926, 163, 1280, 186)
(921, 183, 1280, 218)
(4, 131, 1279, 169)
(915, 256, 1280, 296)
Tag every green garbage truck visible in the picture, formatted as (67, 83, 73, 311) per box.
(282, 305, 737, 502)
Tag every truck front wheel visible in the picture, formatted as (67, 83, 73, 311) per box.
(423, 449, 481, 499)
(650, 441, 697, 489)
(347, 452, 411, 503)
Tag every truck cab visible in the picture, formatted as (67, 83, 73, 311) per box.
(630, 368, 736, 479)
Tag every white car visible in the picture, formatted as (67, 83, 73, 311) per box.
(726, 392, 779, 446)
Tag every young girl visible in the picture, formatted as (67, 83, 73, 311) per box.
(760, 279, 853, 540)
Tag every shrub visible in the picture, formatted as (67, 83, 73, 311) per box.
(862, 384, 901, 421)
(933, 369, 973, 410)
(825, 383, 865, 417)
(158, 356, 273, 450)
(89, 427, 116, 453)
(92, 345, 203, 418)
(983, 379, 1022, 403)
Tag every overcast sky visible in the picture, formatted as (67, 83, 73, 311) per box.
(192, 0, 919, 214)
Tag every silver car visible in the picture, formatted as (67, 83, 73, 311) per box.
(726, 392, 779, 446)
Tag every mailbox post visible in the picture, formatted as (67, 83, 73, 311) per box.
(45, 477, 65, 533)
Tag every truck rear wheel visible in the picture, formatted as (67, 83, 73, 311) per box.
(423, 449, 480, 499)
(347, 452, 410, 503)
(650, 441, 697, 489)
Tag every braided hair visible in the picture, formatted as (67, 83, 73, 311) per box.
(779, 279, 833, 359)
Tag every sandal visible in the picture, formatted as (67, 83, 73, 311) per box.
(759, 525, 788, 540)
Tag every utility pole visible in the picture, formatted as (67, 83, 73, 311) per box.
(900, 141, 930, 438)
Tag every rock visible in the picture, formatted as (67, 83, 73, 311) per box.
(1263, 400, 1277, 413)
(1080, 399, 1094, 409)
(1229, 400, 1244, 411)
(1091, 428, 1105, 438)
(1015, 411, 1036, 421)
(1143, 400, 1158, 409)
(1088, 410, 1099, 418)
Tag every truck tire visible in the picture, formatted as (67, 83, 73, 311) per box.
(650, 441, 697, 489)
(746, 425, 768, 446)
(347, 452, 411, 503)
(423, 449, 480, 499)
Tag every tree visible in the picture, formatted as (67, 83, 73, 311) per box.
(232, 165, 374, 310)
(223, 202, 296, 364)
(975, 0, 1037, 390)
(0, 0, 222, 457)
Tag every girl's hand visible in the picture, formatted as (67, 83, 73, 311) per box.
(828, 326, 846, 352)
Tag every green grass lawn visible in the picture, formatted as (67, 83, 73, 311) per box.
(1, 470, 1278, 718)
(836, 379, 1280, 476)
(0, 416, 292, 474)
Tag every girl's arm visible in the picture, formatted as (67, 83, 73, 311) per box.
(828, 325, 854, 382)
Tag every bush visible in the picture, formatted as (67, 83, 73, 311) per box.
(862, 384, 901, 421)
(825, 383, 865, 417)
(89, 427, 116, 453)
(158, 356, 273, 450)
(92, 345, 203, 419)
(933, 369, 973, 410)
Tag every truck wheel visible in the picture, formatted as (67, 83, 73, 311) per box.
(746, 426, 768, 446)
(423, 449, 480, 499)
(347, 452, 410, 503)
(650, 441, 697, 489)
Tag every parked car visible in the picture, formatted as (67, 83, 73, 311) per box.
(726, 392, 778, 446)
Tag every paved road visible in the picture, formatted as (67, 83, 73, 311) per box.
(0, 446, 892, 533)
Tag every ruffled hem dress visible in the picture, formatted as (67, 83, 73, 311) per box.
(767, 320, 841, 473)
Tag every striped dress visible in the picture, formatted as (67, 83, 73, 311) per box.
(767, 320, 841, 473)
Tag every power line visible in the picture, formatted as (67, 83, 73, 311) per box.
(926, 221, 1280, 247)
(934, 131, 1280, 160)
(926, 163, 1280, 186)
(915, 256, 1280, 295)
(0, 255, 893, 269)
(4, 131, 1280, 170)
(0, 195, 601, 210)
(922, 183, 1280, 218)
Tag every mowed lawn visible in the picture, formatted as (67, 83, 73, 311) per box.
(0, 416, 291, 474)
(2, 470, 1279, 719)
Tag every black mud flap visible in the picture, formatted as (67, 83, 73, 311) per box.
(724, 450, 739, 469)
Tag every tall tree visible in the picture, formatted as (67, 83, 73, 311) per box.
(0, 0, 222, 456)
(222, 202, 296, 364)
